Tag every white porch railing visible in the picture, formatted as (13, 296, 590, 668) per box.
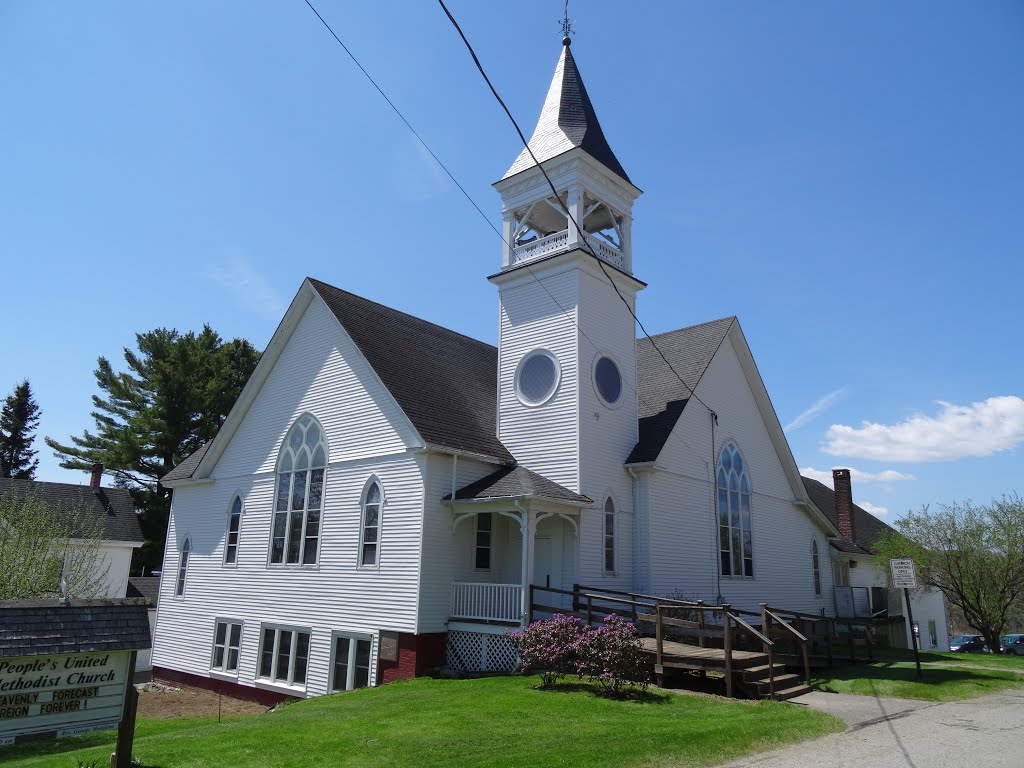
(450, 583, 523, 623)
(512, 229, 569, 264)
(583, 232, 626, 270)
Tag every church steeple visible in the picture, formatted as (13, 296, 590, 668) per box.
(494, 40, 641, 276)
(502, 38, 630, 185)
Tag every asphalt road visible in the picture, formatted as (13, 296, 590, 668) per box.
(723, 687, 1024, 768)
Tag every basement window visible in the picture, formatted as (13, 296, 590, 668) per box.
(331, 633, 373, 691)
(258, 625, 311, 688)
(211, 620, 243, 674)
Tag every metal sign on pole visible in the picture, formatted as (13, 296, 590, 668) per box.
(891, 559, 922, 678)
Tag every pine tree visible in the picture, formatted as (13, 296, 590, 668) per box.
(0, 380, 41, 479)
(46, 326, 260, 571)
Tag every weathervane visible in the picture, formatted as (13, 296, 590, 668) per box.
(560, 0, 574, 44)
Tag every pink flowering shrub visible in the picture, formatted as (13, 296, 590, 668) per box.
(509, 613, 649, 694)
(508, 613, 584, 687)
(576, 614, 650, 694)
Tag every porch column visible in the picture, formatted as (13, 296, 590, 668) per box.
(519, 506, 536, 623)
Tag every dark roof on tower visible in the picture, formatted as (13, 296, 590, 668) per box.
(502, 42, 631, 184)
(309, 279, 515, 463)
(0, 477, 143, 543)
(801, 476, 894, 555)
(626, 317, 736, 464)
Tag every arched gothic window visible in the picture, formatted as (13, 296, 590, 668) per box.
(175, 538, 191, 597)
(717, 442, 753, 577)
(271, 414, 327, 565)
(225, 496, 242, 565)
(811, 540, 822, 596)
(603, 497, 616, 573)
(360, 480, 382, 567)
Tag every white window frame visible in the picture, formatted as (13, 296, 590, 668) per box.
(811, 540, 821, 597)
(359, 477, 384, 568)
(224, 496, 243, 567)
(592, 353, 624, 409)
(474, 512, 493, 571)
(257, 624, 311, 689)
(329, 632, 374, 692)
(174, 538, 191, 598)
(514, 348, 561, 407)
(270, 414, 328, 567)
(603, 497, 616, 573)
(717, 441, 753, 578)
(210, 619, 243, 676)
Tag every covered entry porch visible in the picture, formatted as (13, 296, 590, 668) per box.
(444, 465, 592, 626)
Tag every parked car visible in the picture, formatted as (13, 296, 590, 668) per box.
(949, 634, 988, 653)
(1000, 634, 1024, 655)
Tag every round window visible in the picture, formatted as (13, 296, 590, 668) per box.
(594, 356, 622, 406)
(516, 350, 559, 405)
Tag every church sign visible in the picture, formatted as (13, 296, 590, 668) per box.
(0, 650, 132, 743)
(0, 598, 150, 765)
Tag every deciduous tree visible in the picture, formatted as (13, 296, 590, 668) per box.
(0, 490, 109, 600)
(874, 495, 1024, 653)
(0, 380, 41, 479)
(46, 326, 260, 571)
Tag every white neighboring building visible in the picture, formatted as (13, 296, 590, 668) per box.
(152, 37, 946, 701)
(0, 468, 143, 599)
(802, 470, 950, 652)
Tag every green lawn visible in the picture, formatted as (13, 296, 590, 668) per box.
(869, 647, 1024, 671)
(813, 661, 1024, 702)
(1, 676, 843, 768)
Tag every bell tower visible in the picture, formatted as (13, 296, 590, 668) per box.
(490, 36, 644, 503)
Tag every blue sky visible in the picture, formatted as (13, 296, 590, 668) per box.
(2, 1, 1022, 523)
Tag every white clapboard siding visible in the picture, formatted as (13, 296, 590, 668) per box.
(497, 266, 580, 491)
(153, 295, 428, 698)
(644, 332, 836, 615)
(574, 262, 638, 592)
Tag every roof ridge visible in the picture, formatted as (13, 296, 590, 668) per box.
(642, 315, 737, 342)
(307, 277, 496, 352)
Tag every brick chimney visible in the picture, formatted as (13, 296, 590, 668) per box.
(90, 462, 104, 490)
(833, 468, 855, 542)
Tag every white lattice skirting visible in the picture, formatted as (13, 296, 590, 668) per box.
(446, 631, 520, 673)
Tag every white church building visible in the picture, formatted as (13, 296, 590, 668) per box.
(152, 39, 947, 701)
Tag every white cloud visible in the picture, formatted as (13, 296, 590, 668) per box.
(823, 396, 1024, 462)
(202, 254, 285, 321)
(784, 388, 846, 432)
(799, 467, 916, 486)
(858, 501, 889, 519)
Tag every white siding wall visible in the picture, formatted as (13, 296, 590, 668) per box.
(91, 542, 134, 597)
(497, 266, 579, 491)
(853, 559, 950, 651)
(645, 334, 835, 614)
(575, 263, 638, 591)
(153, 296, 426, 698)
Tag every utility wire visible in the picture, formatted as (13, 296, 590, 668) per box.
(437, 0, 717, 420)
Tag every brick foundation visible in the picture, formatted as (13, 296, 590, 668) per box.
(379, 632, 447, 684)
(152, 666, 293, 707)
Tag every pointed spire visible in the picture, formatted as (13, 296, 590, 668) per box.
(502, 42, 630, 184)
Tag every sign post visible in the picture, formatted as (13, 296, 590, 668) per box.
(890, 559, 922, 678)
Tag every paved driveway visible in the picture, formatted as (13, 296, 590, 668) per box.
(723, 687, 1024, 768)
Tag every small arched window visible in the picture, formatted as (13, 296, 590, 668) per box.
(175, 538, 191, 597)
(811, 540, 821, 596)
(603, 497, 616, 573)
(360, 480, 383, 567)
(717, 442, 753, 577)
(225, 496, 242, 565)
(271, 414, 327, 565)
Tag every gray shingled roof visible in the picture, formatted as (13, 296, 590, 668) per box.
(161, 441, 211, 483)
(126, 576, 161, 607)
(0, 599, 152, 657)
(445, 465, 592, 504)
(503, 42, 630, 184)
(801, 476, 894, 555)
(0, 477, 142, 543)
(310, 280, 515, 463)
(627, 317, 735, 464)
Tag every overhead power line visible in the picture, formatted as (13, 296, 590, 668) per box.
(437, 0, 717, 420)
